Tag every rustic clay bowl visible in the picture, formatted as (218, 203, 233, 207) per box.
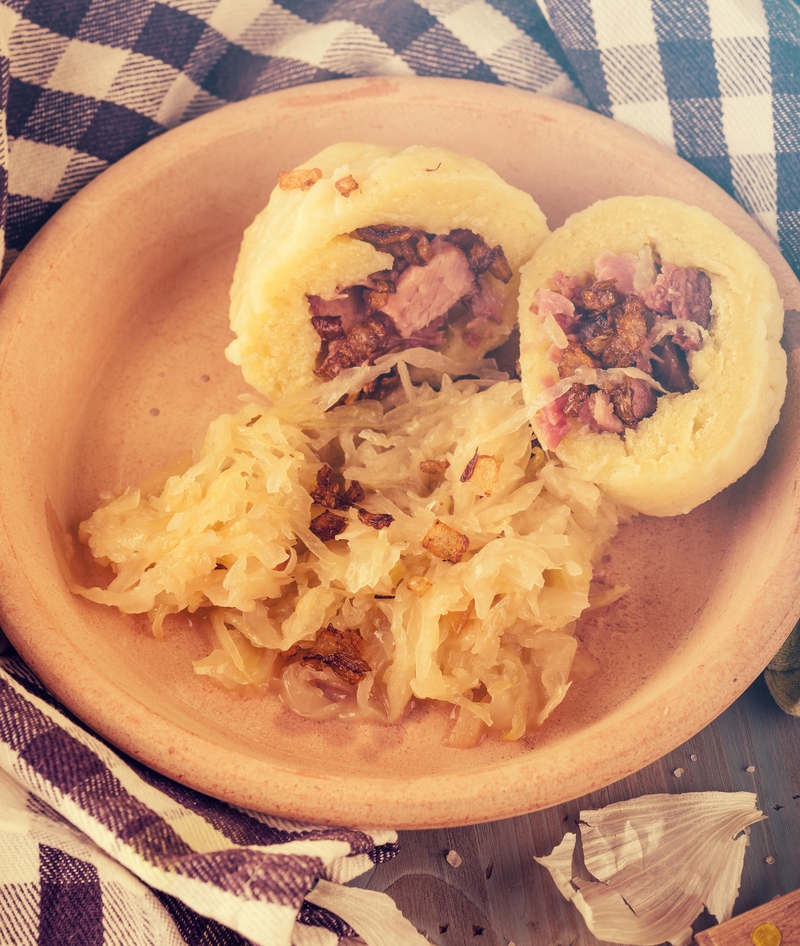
(1, 78, 799, 829)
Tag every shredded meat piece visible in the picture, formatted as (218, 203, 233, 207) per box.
(540, 392, 571, 448)
(582, 391, 624, 434)
(284, 625, 370, 685)
(551, 270, 592, 302)
(563, 383, 591, 417)
(346, 367, 402, 404)
(470, 456, 501, 496)
(595, 251, 637, 296)
(673, 267, 711, 326)
(400, 317, 448, 350)
(463, 282, 506, 348)
(278, 167, 322, 191)
(381, 238, 477, 338)
(357, 508, 394, 530)
(310, 509, 348, 541)
(469, 282, 504, 326)
(335, 175, 359, 197)
(310, 314, 345, 341)
(672, 320, 704, 352)
(537, 288, 578, 335)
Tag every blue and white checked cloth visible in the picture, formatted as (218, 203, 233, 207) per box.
(1, 1, 799, 943)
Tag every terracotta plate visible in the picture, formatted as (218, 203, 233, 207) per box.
(1, 77, 799, 829)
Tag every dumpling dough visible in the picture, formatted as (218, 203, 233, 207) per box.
(518, 196, 787, 517)
(227, 142, 549, 399)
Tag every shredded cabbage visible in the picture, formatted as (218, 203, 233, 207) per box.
(77, 359, 624, 745)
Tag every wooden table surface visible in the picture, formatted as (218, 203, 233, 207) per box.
(353, 674, 800, 945)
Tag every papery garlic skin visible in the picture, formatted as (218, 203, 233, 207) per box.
(535, 791, 765, 946)
(306, 879, 430, 946)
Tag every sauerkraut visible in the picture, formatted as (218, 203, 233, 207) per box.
(78, 353, 624, 745)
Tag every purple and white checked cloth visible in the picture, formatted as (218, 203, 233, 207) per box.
(1, 0, 800, 942)
(0, 653, 416, 946)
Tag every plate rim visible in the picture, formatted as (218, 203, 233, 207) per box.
(1, 75, 799, 828)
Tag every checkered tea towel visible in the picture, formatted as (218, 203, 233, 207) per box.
(1, 0, 799, 277)
(0, 652, 429, 946)
(1, 0, 800, 943)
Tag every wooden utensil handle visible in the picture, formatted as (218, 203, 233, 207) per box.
(694, 889, 800, 945)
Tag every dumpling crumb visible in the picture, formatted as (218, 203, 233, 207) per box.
(445, 850, 463, 868)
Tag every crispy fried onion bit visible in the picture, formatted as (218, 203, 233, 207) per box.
(277, 167, 322, 191)
(422, 519, 469, 564)
(459, 449, 501, 496)
(309, 509, 348, 542)
(284, 624, 371, 685)
(335, 174, 359, 197)
(420, 458, 450, 474)
(309, 464, 394, 539)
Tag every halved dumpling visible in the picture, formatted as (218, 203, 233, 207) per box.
(227, 143, 549, 399)
(518, 196, 787, 517)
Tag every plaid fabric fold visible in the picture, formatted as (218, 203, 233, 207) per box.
(0, 0, 582, 272)
(2, 0, 798, 268)
(0, 653, 405, 946)
(1, 0, 800, 942)
(541, 0, 796, 269)
(765, 622, 800, 715)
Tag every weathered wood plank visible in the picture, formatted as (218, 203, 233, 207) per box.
(361, 677, 800, 945)
(694, 889, 800, 945)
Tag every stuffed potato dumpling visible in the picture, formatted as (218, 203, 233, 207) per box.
(227, 143, 549, 399)
(518, 196, 787, 517)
